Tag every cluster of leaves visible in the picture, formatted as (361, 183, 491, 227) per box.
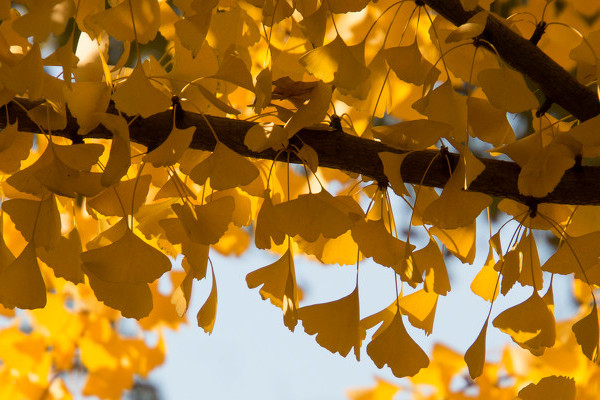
(1, 0, 600, 398)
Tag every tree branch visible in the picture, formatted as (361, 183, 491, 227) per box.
(423, 0, 600, 121)
(3, 99, 600, 206)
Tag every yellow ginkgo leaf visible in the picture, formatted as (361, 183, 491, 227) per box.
(112, 62, 171, 118)
(63, 82, 111, 135)
(0, 243, 46, 310)
(367, 312, 430, 378)
(346, 377, 399, 400)
(517, 376, 576, 400)
(143, 125, 195, 167)
(154, 175, 197, 201)
(172, 270, 195, 317)
(518, 141, 576, 198)
(244, 123, 288, 152)
(412, 239, 450, 295)
(464, 318, 489, 379)
(467, 97, 515, 147)
(299, 286, 364, 360)
(295, 230, 362, 266)
(247, 248, 298, 331)
(572, 304, 599, 362)
(516, 231, 543, 291)
(98, 113, 131, 186)
(272, 190, 353, 243)
(85, 0, 160, 44)
(297, 143, 319, 173)
(430, 221, 477, 264)
(0, 122, 33, 173)
(87, 175, 152, 217)
(209, 51, 254, 91)
(383, 40, 439, 86)
(37, 228, 84, 285)
(372, 119, 452, 151)
(283, 80, 332, 138)
(492, 291, 556, 355)
(172, 196, 235, 245)
(422, 183, 491, 230)
(378, 152, 409, 197)
(542, 231, 600, 276)
(398, 289, 438, 335)
(84, 265, 153, 319)
(445, 11, 488, 43)
(81, 228, 171, 284)
(197, 267, 218, 334)
(471, 248, 499, 301)
(412, 81, 468, 141)
(254, 67, 272, 113)
(254, 194, 285, 249)
(174, 3, 215, 56)
(478, 67, 539, 113)
(352, 218, 413, 269)
(2, 196, 61, 250)
(299, 36, 370, 92)
(189, 142, 259, 190)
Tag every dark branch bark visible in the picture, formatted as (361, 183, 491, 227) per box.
(423, 0, 600, 122)
(3, 100, 600, 206)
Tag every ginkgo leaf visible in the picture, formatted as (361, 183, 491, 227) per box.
(174, 1, 216, 56)
(244, 123, 288, 152)
(492, 291, 555, 355)
(143, 125, 195, 167)
(383, 41, 439, 86)
(197, 267, 218, 334)
(367, 312, 430, 378)
(471, 248, 499, 301)
(478, 67, 539, 113)
(372, 120, 451, 150)
(295, 230, 361, 266)
(154, 176, 197, 201)
(98, 113, 131, 186)
(518, 141, 576, 198)
(172, 197, 235, 245)
(37, 228, 84, 284)
(299, 286, 364, 360)
(352, 218, 413, 270)
(63, 82, 111, 135)
(210, 51, 254, 91)
(299, 36, 370, 91)
(412, 239, 450, 295)
(542, 231, 600, 276)
(413, 81, 468, 141)
(0, 243, 46, 310)
(87, 175, 152, 217)
(86, 0, 160, 44)
(379, 152, 409, 197)
(398, 289, 438, 335)
(2, 196, 61, 250)
(430, 221, 477, 264)
(246, 248, 298, 331)
(283, 80, 332, 138)
(112, 62, 171, 118)
(446, 11, 488, 43)
(172, 270, 195, 317)
(572, 304, 599, 362)
(518, 376, 576, 400)
(189, 142, 259, 190)
(271, 191, 353, 242)
(464, 318, 489, 379)
(346, 377, 399, 400)
(516, 231, 543, 291)
(467, 97, 515, 146)
(0, 122, 33, 173)
(254, 68, 272, 113)
(84, 265, 153, 319)
(298, 144, 319, 173)
(81, 228, 171, 284)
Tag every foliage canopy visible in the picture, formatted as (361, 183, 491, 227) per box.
(0, 0, 600, 398)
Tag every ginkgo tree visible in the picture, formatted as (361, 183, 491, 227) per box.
(1, 0, 600, 398)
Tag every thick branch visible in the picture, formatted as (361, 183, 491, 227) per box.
(3, 100, 600, 205)
(423, 0, 600, 121)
